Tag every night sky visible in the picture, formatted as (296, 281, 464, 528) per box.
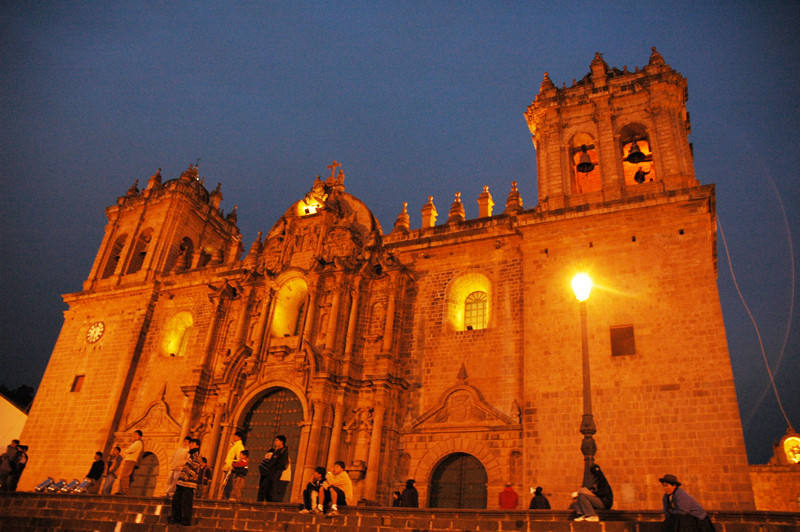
(1, 2, 798, 464)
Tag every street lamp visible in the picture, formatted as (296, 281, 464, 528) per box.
(571, 273, 596, 488)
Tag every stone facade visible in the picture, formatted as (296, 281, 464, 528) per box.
(19, 50, 758, 511)
(749, 465, 800, 512)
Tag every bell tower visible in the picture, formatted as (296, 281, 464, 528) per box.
(525, 47, 698, 210)
(83, 165, 243, 292)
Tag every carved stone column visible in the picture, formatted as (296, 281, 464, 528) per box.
(208, 400, 227, 492)
(232, 287, 254, 351)
(363, 402, 386, 500)
(291, 412, 313, 502)
(381, 273, 397, 353)
(326, 402, 345, 470)
(302, 286, 318, 342)
(324, 273, 342, 353)
(199, 292, 226, 372)
(179, 390, 194, 441)
(249, 288, 275, 359)
(301, 400, 325, 487)
(344, 277, 361, 358)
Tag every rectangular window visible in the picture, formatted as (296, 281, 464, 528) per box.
(70, 374, 85, 392)
(610, 325, 636, 356)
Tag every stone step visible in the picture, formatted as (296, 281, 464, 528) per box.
(1, 492, 798, 532)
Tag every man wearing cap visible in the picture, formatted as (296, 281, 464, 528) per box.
(659, 474, 714, 532)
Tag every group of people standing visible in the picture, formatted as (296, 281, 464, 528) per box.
(0, 440, 28, 492)
(219, 431, 293, 504)
(391, 479, 419, 508)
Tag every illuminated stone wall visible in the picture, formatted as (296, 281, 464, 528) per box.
(749, 465, 800, 512)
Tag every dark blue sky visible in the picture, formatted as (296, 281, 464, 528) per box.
(1, 2, 798, 464)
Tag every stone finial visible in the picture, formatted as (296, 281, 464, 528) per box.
(447, 192, 465, 224)
(392, 202, 410, 234)
(648, 46, 665, 67)
(505, 181, 524, 215)
(539, 72, 556, 93)
(145, 168, 162, 191)
(420, 196, 438, 228)
(126, 180, 139, 196)
(209, 182, 223, 209)
(457, 363, 468, 384)
(590, 52, 608, 83)
(226, 205, 238, 224)
(477, 185, 494, 218)
(248, 231, 263, 255)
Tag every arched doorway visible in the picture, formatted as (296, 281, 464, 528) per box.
(240, 388, 304, 501)
(130, 451, 158, 497)
(429, 452, 487, 509)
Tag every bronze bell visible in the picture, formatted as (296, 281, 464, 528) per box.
(626, 141, 646, 164)
(576, 145, 595, 173)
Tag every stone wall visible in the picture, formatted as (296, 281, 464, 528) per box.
(749, 464, 800, 512)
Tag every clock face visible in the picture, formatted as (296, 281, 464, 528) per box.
(86, 321, 105, 343)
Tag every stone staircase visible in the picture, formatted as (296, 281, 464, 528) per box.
(1, 492, 798, 532)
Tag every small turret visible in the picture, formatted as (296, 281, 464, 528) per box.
(505, 181, 523, 215)
(477, 185, 494, 218)
(447, 192, 465, 224)
(210, 182, 223, 209)
(421, 196, 438, 228)
(392, 202, 410, 234)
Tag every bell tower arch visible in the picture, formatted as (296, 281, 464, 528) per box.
(525, 47, 697, 211)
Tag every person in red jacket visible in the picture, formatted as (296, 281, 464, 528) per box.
(499, 482, 519, 509)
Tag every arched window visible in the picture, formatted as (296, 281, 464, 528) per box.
(101, 234, 127, 279)
(162, 311, 194, 357)
(270, 277, 308, 338)
(126, 228, 153, 275)
(445, 272, 491, 331)
(464, 291, 488, 331)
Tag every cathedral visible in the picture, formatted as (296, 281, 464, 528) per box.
(18, 48, 757, 510)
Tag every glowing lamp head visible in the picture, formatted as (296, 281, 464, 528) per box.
(571, 273, 593, 302)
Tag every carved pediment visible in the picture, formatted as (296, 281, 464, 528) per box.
(411, 384, 516, 430)
(124, 399, 181, 437)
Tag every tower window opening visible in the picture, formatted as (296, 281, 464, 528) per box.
(569, 138, 601, 194)
(70, 375, 85, 392)
(620, 126, 656, 186)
